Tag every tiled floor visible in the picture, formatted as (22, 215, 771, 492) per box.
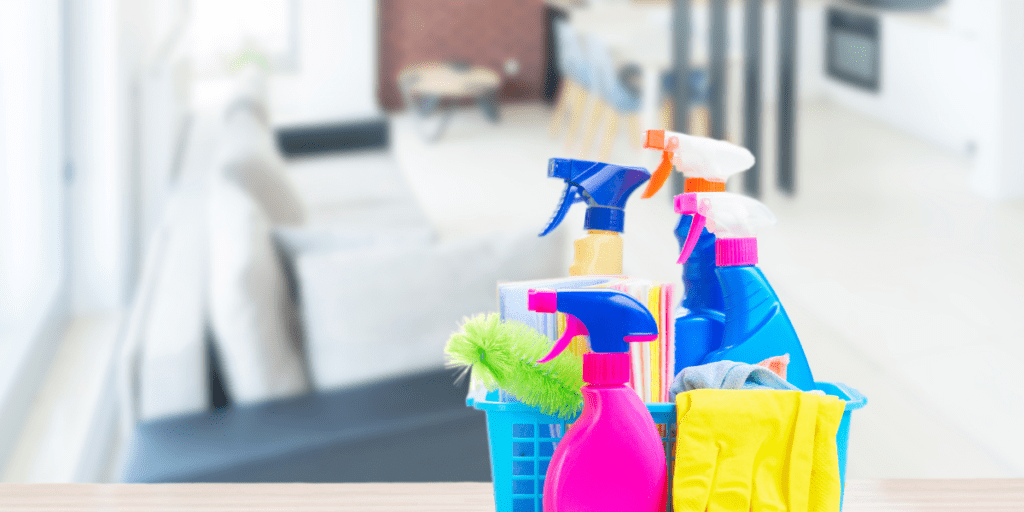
(758, 101, 1024, 477)
(391, 99, 1024, 478)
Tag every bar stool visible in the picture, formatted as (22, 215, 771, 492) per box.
(548, 19, 597, 149)
(580, 35, 643, 160)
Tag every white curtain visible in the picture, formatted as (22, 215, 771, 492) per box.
(0, 0, 65, 329)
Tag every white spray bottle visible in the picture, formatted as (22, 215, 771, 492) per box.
(640, 129, 755, 372)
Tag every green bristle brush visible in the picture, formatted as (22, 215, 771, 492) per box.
(445, 313, 584, 420)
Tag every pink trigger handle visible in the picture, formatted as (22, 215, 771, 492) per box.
(529, 288, 590, 363)
(537, 315, 588, 363)
(674, 193, 706, 264)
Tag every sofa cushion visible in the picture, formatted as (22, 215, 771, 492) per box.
(137, 176, 210, 421)
(207, 173, 310, 405)
(297, 227, 567, 391)
(273, 219, 434, 256)
(218, 106, 306, 226)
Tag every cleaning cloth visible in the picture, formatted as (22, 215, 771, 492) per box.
(669, 359, 798, 401)
(673, 389, 845, 512)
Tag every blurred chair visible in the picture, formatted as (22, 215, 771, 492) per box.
(580, 34, 643, 160)
(577, 35, 712, 160)
(662, 67, 711, 137)
(548, 19, 596, 148)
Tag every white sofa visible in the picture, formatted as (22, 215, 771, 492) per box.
(121, 73, 567, 423)
(292, 215, 566, 390)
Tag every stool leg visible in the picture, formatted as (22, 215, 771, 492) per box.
(690, 106, 710, 137)
(660, 99, 673, 131)
(627, 114, 642, 150)
(565, 87, 591, 152)
(579, 99, 609, 157)
(599, 110, 621, 160)
(479, 89, 500, 123)
(548, 80, 573, 139)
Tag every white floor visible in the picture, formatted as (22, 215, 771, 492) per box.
(390, 99, 1024, 478)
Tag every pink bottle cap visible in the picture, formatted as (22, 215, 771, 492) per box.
(527, 288, 557, 313)
(716, 237, 758, 266)
(582, 353, 630, 385)
(674, 192, 698, 215)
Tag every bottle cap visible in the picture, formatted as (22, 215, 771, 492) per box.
(716, 237, 759, 266)
(684, 177, 726, 193)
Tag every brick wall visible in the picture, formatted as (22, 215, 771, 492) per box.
(378, 0, 546, 111)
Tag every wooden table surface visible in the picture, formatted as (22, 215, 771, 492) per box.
(399, 62, 501, 98)
(1, 480, 1023, 511)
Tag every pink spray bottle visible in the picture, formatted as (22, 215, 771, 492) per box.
(528, 287, 667, 512)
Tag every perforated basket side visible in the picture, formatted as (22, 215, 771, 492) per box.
(473, 382, 864, 512)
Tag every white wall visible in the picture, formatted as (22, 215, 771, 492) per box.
(192, 0, 381, 127)
(807, 0, 1024, 199)
(965, 0, 1024, 198)
(816, 5, 974, 154)
(68, 0, 133, 313)
(0, 0, 69, 476)
(69, 0, 173, 313)
(0, 0, 65, 318)
(138, 0, 191, 245)
(271, 0, 380, 125)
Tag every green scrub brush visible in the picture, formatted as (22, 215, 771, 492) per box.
(445, 313, 584, 419)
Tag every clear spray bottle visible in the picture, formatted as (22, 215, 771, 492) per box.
(640, 130, 755, 372)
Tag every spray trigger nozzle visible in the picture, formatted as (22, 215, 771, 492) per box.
(674, 193, 708, 264)
(527, 287, 658, 362)
(641, 130, 680, 198)
(640, 130, 755, 197)
(540, 158, 650, 236)
(537, 315, 588, 363)
(673, 191, 778, 263)
(529, 288, 588, 362)
(540, 182, 583, 237)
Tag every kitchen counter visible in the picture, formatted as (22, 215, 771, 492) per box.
(2, 480, 1024, 511)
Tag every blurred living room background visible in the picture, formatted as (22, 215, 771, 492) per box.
(2, 0, 1023, 484)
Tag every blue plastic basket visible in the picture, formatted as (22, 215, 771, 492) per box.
(468, 382, 866, 512)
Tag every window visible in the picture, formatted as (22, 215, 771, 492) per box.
(190, 0, 298, 76)
(0, 0, 65, 333)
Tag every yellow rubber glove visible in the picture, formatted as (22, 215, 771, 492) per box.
(673, 389, 844, 512)
(810, 395, 846, 511)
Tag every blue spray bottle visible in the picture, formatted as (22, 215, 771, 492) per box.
(676, 191, 816, 390)
(540, 158, 650, 276)
(639, 130, 755, 372)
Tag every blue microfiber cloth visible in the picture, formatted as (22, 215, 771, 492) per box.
(669, 360, 799, 401)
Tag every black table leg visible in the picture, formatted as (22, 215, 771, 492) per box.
(672, 0, 692, 197)
(742, 0, 763, 198)
(777, 0, 797, 195)
(709, 0, 728, 141)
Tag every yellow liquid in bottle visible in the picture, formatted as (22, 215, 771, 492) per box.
(565, 229, 623, 356)
(568, 230, 623, 276)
